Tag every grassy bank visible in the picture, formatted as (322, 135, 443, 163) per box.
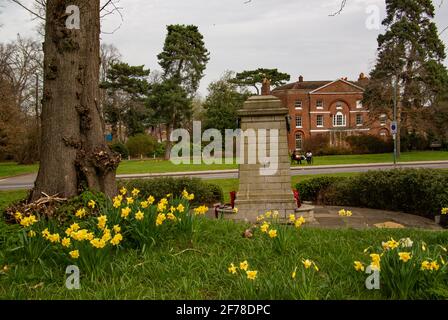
(0, 217, 447, 299)
(1, 151, 447, 178)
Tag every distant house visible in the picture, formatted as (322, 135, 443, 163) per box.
(272, 74, 390, 151)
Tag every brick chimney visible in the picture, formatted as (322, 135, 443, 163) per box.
(298, 75, 304, 82)
(261, 77, 271, 95)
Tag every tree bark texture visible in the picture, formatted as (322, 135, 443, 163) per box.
(32, 0, 120, 201)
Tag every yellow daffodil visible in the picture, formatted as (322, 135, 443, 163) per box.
(156, 213, 166, 226)
(338, 209, 347, 216)
(289, 214, 296, 223)
(48, 233, 60, 243)
(302, 259, 312, 269)
(121, 207, 131, 219)
(113, 199, 122, 208)
(97, 215, 107, 230)
(157, 199, 168, 212)
(177, 204, 185, 213)
(88, 200, 96, 209)
(75, 208, 87, 218)
(272, 211, 279, 219)
(260, 222, 270, 233)
(246, 270, 258, 280)
(430, 261, 440, 271)
(90, 238, 106, 249)
(292, 267, 297, 279)
(268, 229, 278, 238)
(398, 252, 412, 263)
(69, 250, 79, 259)
(61, 237, 71, 248)
(194, 205, 208, 216)
(14, 211, 22, 221)
(441, 208, 448, 215)
(354, 261, 365, 272)
(28, 230, 36, 238)
(422, 242, 427, 251)
(167, 213, 176, 221)
(131, 188, 140, 197)
(239, 261, 249, 271)
(265, 211, 272, 218)
(102, 228, 112, 242)
(147, 195, 155, 205)
(135, 210, 144, 221)
(140, 201, 149, 209)
(120, 187, 127, 195)
(228, 263, 237, 274)
(42, 228, 50, 239)
(126, 197, 134, 205)
(110, 233, 123, 246)
(233, 207, 238, 214)
(19, 215, 38, 228)
(256, 214, 265, 222)
(113, 225, 121, 233)
(166, 193, 172, 198)
(370, 254, 381, 270)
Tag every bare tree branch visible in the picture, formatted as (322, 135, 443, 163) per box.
(10, 0, 45, 20)
(329, 0, 347, 16)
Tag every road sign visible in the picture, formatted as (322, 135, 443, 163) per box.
(391, 121, 398, 135)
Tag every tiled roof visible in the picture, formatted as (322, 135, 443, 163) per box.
(273, 78, 369, 92)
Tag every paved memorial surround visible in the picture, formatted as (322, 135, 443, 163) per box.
(208, 205, 443, 230)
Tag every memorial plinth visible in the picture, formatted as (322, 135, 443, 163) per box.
(235, 95, 298, 220)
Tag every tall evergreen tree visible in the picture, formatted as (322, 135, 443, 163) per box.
(230, 68, 291, 95)
(101, 62, 150, 139)
(157, 24, 210, 97)
(364, 0, 448, 156)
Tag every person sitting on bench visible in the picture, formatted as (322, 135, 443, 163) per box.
(291, 150, 302, 165)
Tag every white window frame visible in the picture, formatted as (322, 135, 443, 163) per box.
(333, 111, 346, 127)
(316, 115, 324, 127)
(295, 115, 302, 128)
(380, 114, 387, 126)
(356, 114, 363, 126)
(295, 132, 303, 150)
(316, 100, 324, 109)
(294, 100, 303, 110)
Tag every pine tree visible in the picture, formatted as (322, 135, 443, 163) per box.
(364, 0, 448, 156)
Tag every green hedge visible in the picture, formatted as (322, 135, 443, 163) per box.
(295, 169, 448, 219)
(119, 177, 224, 205)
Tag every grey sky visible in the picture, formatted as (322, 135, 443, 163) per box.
(1, 0, 447, 96)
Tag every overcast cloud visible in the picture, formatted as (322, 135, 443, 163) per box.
(1, 0, 447, 96)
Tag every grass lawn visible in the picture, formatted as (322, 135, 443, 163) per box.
(0, 190, 28, 212)
(0, 217, 447, 299)
(0, 163, 38, 179)
(1, 151, 447, 178)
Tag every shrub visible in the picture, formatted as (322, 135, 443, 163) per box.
(109, 142, 129, 159)
(296, 169, 448, 219)
(346, 134, 393, 154)
(126, 134, 158, 158)
(295, 176, 344, 202)
(119, 177, 224, 205)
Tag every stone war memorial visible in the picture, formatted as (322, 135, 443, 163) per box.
(234, 79, 315, 222)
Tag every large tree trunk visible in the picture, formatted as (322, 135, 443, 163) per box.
(31, 0, 120, 201)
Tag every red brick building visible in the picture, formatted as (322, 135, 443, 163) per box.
(272, 74, 390, 152)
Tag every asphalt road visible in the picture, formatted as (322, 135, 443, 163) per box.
(1, 161, 447, 191)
